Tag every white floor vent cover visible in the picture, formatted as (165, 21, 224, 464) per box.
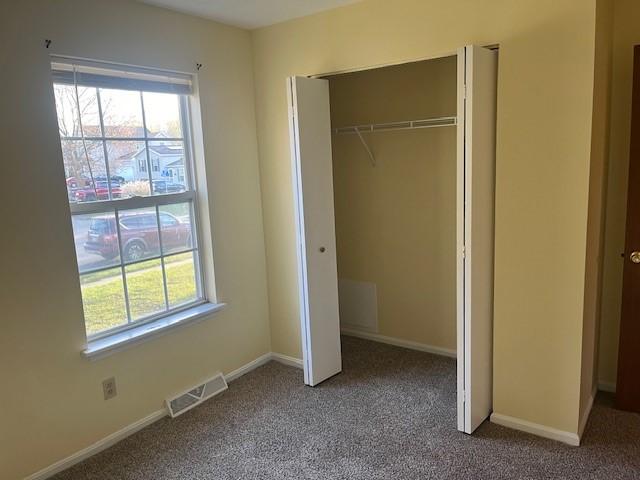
(166, 373, 228, 418)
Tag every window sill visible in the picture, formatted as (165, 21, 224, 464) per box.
(83, 302, 226, 360)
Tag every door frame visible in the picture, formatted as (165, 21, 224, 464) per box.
(616, 44, 640, 413)
(290, 45, 498, 432)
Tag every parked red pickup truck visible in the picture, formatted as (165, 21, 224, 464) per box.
(84, 211, 192, 261)
(75, 181, 122, 202)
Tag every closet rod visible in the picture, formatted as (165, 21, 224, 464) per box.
(333, 116, 457, 135)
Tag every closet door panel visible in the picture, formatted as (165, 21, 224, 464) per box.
(457, 46, 498, 433)
(287, 76, 342, 386)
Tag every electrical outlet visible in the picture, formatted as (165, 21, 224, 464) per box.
(102, 377, 117, 400)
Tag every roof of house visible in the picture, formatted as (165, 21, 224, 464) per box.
(166, 159, 185, 167)
(149, 144, 184, 156)
(115, 143, 184, 162)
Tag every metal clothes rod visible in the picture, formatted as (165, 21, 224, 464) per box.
(332, 116, 457, 167)
(333, 116, 457, 135)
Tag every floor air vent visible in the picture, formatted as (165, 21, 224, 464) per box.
(166, 373, 228, 418)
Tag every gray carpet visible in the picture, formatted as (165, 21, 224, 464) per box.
(54, 336, 640, 479)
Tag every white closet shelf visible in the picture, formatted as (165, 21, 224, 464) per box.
(333, 116, 457, 134)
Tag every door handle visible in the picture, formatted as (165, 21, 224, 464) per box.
(319, 247, 326, 253)
(631, 251, 640, 264)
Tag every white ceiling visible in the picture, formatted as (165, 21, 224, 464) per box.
(137, 0, 363, 29)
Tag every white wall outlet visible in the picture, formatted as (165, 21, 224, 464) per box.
(102, 377, 117, 400)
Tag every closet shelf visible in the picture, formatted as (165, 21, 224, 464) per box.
(333, 116, 457, 135)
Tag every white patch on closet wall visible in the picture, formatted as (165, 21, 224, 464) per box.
(338, 279, 378, 332)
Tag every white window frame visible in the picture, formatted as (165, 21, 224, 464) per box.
(52, 58, 212, 342)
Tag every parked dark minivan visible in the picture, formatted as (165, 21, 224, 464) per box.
(84, 211, 192, 261)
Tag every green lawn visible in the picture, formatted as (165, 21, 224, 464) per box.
(81, 253, 188, 284)
(81, 253, 197, 335)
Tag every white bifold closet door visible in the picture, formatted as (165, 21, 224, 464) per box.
(456, 45, 498, 433)
(287, 76, 342, 386)
(287, 46, 497, 431)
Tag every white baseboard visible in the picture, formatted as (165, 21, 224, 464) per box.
(598, 381, 616, 393)
(490, 413, 580, 446)
(271, 352, 304, 368)
(341, 327, 457, 358)
(224, 352, 273, 383)
(25, 408, 168, 480)
(26, 351, 303, 480)
(578, 386, 597, 439)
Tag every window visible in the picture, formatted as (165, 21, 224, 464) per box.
(52, 58, 206, 339)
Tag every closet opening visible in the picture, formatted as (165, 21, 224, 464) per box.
(325, 56, 458, 367)
(287, 46, 497, 434)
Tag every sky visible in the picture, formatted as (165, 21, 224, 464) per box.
(55, 85, 182, 137)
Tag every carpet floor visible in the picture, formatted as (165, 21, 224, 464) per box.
(54, 336, 640, 479)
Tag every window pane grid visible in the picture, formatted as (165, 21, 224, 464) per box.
(70, 191, 195, 215)
(88, 298, 206, 341)
(76, 199, 199, 335)
(54, 69, 205, 338)
(77, 219, 202, 339)
(79, 247, 198, 276)
(57, 85, 189, 205)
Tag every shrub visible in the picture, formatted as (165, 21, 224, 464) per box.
(121, 180, 150, 197)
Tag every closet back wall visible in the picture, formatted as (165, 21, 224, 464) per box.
(329, 57, 457, 351)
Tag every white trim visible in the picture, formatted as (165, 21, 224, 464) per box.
(456, 46, 467, 433)
(83, 303, 226, 360)
(287, 76, 312, 386)
(69, 191, 195, 215)
(490, 413, 580, 446)
(598, 381, 616, 393)
(224, 353, 273, 383)
(271, 352, 304, 368)
(24, 409, 168, 480)
(224, 353, 303, 383)
(341, 328, 456, 358)
(578, 387, 597, 439)
(26, 351, 303, 479)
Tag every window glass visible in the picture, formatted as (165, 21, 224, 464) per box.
(143, 91, 183, 138)
(118, 207, 161, 263)
(159, 203, 193, 254)
(61, 140, 108, 202)
(54, 84, 100, 138)
(148, 141, 187, 193)
(105, 140, 148, 198)
(80, 267, 128, 335)
(72, 212, 120, 273)
(165, 251, 198, 308)
(99, 89, 144, 137)
(125, 258, 166, 320)
(52, 61, 204, 338)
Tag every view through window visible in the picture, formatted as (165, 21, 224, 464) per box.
(52, 60, 204, 338)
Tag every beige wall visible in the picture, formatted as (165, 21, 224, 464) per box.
(252, 0, 598, 434)
(580, 0, 614, 421)
(329, 57, 457, 350)
(598, 0, 640, 388)
(0, 1, 270, 478)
